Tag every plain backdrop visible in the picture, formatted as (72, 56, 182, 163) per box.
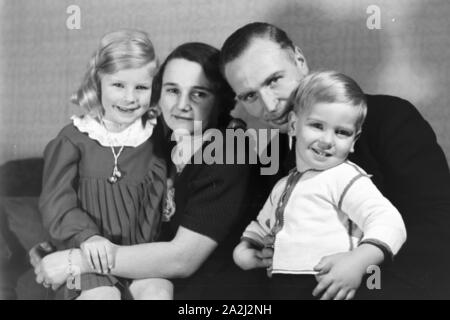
(1, 0, 449, 165)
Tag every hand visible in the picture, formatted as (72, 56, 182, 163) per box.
(34, 250, 73, 291)
(259, 234, 275, 267)
(312, 251, 366, 300)
(80, 235, 117, 274)
(29, 242, 55, 268)
(233, 236, 274, 270)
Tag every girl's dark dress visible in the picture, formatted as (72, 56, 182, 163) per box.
(39, 117, 167, 297)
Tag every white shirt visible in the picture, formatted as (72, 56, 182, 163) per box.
(243, 161, 407, 275)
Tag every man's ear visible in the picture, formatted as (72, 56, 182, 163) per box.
(350, 131, 361, 153)
(288, 111, 298, 137)
(293, 46, 309, 75)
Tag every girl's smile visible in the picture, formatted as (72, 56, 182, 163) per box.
(113, 105, 142, 113)
(100, 62, 156, 130)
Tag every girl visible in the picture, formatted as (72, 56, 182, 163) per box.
(39, 29, 172, 299)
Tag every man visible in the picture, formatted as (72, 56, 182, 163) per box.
(220, 22, 450, 299)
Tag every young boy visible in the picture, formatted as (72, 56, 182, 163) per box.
(233, 71, 407, 300)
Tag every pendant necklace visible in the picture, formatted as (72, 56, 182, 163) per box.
(108, 145, 125, 184)
(101, 119, 128, 184)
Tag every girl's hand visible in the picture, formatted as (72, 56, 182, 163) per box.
(80, 235, 117, 274)
(34, 250, 73, 290)
(312, 251, 366, 300)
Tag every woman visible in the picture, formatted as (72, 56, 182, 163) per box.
(32, 42, 254, 299)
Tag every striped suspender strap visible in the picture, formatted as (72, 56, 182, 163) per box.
(271, 168, 321, 235)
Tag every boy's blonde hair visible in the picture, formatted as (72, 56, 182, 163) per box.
(289, 71, 367, 133)
(71, 29, 158, 119)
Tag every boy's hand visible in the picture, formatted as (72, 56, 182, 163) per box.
(312, 251, 366, 300)
(80, 235, 117, 274)
(260, 234, 275, 268)
(233, 238, 273, 270)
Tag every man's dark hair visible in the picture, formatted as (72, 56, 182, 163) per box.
(219, 22, 295, 75)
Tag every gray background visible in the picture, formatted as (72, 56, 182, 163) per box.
(1, 0, 449, 165)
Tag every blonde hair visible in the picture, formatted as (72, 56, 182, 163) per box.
(71, 29, 158, 119)
(289, 71, 367, 132)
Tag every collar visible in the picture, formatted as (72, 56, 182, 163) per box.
(71, 114, 156, 147)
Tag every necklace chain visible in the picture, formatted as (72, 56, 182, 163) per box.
(100, 118, 131, 184)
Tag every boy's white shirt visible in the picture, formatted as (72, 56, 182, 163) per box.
(243, 160, 407, 275)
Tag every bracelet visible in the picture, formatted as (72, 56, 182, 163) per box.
(67, 249, 76, 279)
(66, 249, 82, 290)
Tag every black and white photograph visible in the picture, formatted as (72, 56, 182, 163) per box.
(1, 0, 450, 302)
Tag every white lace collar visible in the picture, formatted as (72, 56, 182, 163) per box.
(71, 115, 156, 147)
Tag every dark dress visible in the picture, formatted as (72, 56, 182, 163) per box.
(159, 126, 260, 299)
(39, 120, 167, 295)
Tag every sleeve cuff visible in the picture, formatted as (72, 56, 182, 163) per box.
(72, 230, 100, 247)
(359, 238, 394, 262)
(241, 235, 265, 250)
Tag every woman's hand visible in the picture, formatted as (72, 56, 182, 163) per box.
(29, 242, 55, 268)
(80, 235, 117, 274)
(312, 251, 364, 300)
(312, 244, 384, 300)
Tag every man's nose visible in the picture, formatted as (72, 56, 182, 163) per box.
(260, 87, 278, 114)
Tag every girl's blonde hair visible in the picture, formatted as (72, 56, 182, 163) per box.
(71, 29, 158, 119)
(289, 71, 367, 133)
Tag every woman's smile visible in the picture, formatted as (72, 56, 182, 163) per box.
(160, 58, 218, 134)
(172, 114, 194, 121)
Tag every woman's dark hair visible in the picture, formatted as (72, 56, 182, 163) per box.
(151, 42, 235, 129)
